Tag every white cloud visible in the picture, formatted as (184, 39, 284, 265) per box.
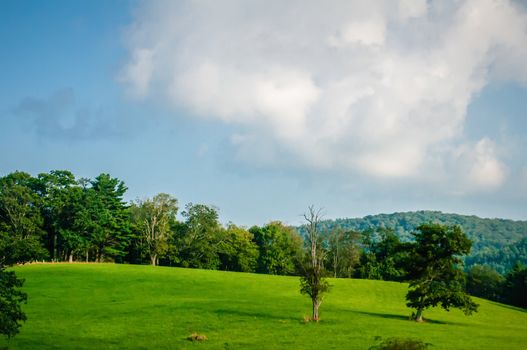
(329, 17, 386, 47)
(397, 0, 428, 21)
(451, 138, 508, 192)
(120, 48, 154, 98)
(121, 0, 527, 190)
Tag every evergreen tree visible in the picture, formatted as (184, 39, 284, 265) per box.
(85, 174, 131, 262)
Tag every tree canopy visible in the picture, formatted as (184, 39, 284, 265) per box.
(405, 224, 478, 322)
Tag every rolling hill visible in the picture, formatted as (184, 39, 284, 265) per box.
(2, 263, 527, 349)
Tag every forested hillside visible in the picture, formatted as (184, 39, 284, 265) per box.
(318, 211, 527, 273)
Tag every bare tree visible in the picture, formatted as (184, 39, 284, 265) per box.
(299, 206, 330, 321)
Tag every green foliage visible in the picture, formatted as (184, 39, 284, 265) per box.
(0, 268, 27, 339)
(406, 224, 478, 321)
(325, 227, 361, 278)
(35, 170, 79, 262)
(503, 263, 527, 308)
(369, 337, 431, 350)
(130, 193, 178, 266)
(250, 222, 303, 275)
(0, 172, 48, 265)
(466, 265, 504, 302)
(318, 211, 527, 273)
(218, 224, 258, 272)
(466, 237, 527, 274)
(357, 228, 410, 281)
(86, 174, 131, 262)
(173, 203, 222, 269)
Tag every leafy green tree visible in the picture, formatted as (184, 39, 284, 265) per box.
(36, 170, 83, 262)
(327, 227, 361, 278)
(357, 228, 410, 281)
(131, 193, 178, 266)
(0, 267, 27, 339)
(218, 224, 258, 272)
(0, 172, 46, 340)
(357, 228, 383, 280)
(0, 172, 47, 265)
(250, 221, 303, 275)
(299, 206, 330, 321)
(173, 203, 222, 269)
(406, 224, 478, 322)
(503, 262, 527, 308)
(466, 265, 504, 302)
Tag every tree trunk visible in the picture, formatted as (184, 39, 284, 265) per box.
(53, 234, 57, 262)
(68, 253, 73, 263)
(85, 250, 89, 262)
(312, 299, 320, 322)
(415, 307, 424, 322)
(151, 254, 157, 266)
(334, 255, 337, 278)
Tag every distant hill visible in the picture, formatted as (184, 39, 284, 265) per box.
(316, 211, 527, 273)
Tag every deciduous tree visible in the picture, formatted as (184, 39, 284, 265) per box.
(173, 203, 222, 269)
(327, 227, 361, 278)
(406, 224, 478, 322)
(218, 224, 258, 272)
(0, 267, 27, 339)
(132, 193, 178, 266)
(503, 262, 527, 308)
(250, 221, 302, 275)
(466, 265, 504, 302)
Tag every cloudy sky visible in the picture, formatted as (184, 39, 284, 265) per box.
(1, 0, 526, 225)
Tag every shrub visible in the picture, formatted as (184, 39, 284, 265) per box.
(370, 337, 431, 350)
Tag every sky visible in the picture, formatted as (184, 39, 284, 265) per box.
(1, 0, 526, 226)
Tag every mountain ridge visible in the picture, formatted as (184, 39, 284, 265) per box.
(313, 210, 527, 273)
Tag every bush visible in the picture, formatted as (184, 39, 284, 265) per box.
(370, 337, 431, 350)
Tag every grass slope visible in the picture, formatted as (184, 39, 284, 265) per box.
(2, 264, 526, 349)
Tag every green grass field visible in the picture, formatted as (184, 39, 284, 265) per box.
(2, 264, 526, 349)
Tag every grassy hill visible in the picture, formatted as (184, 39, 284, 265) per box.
(314, 211, 527, 273)
(2, 263, 527, 349)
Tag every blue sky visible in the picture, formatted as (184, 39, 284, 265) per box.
(1, 0, 526, 226)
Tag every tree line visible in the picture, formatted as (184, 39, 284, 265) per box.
(0, 170, 303, 273)
(321, 211, 527, 274)
(1, 170, 526, 336)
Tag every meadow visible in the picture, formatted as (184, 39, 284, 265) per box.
(2, 263, 526, 349)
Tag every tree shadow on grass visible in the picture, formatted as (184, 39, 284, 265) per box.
(214, 308, 300, 323)
(351, 310, 462, 325)
(487, 301, 527, 313)
(352, 310, 409, 322)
